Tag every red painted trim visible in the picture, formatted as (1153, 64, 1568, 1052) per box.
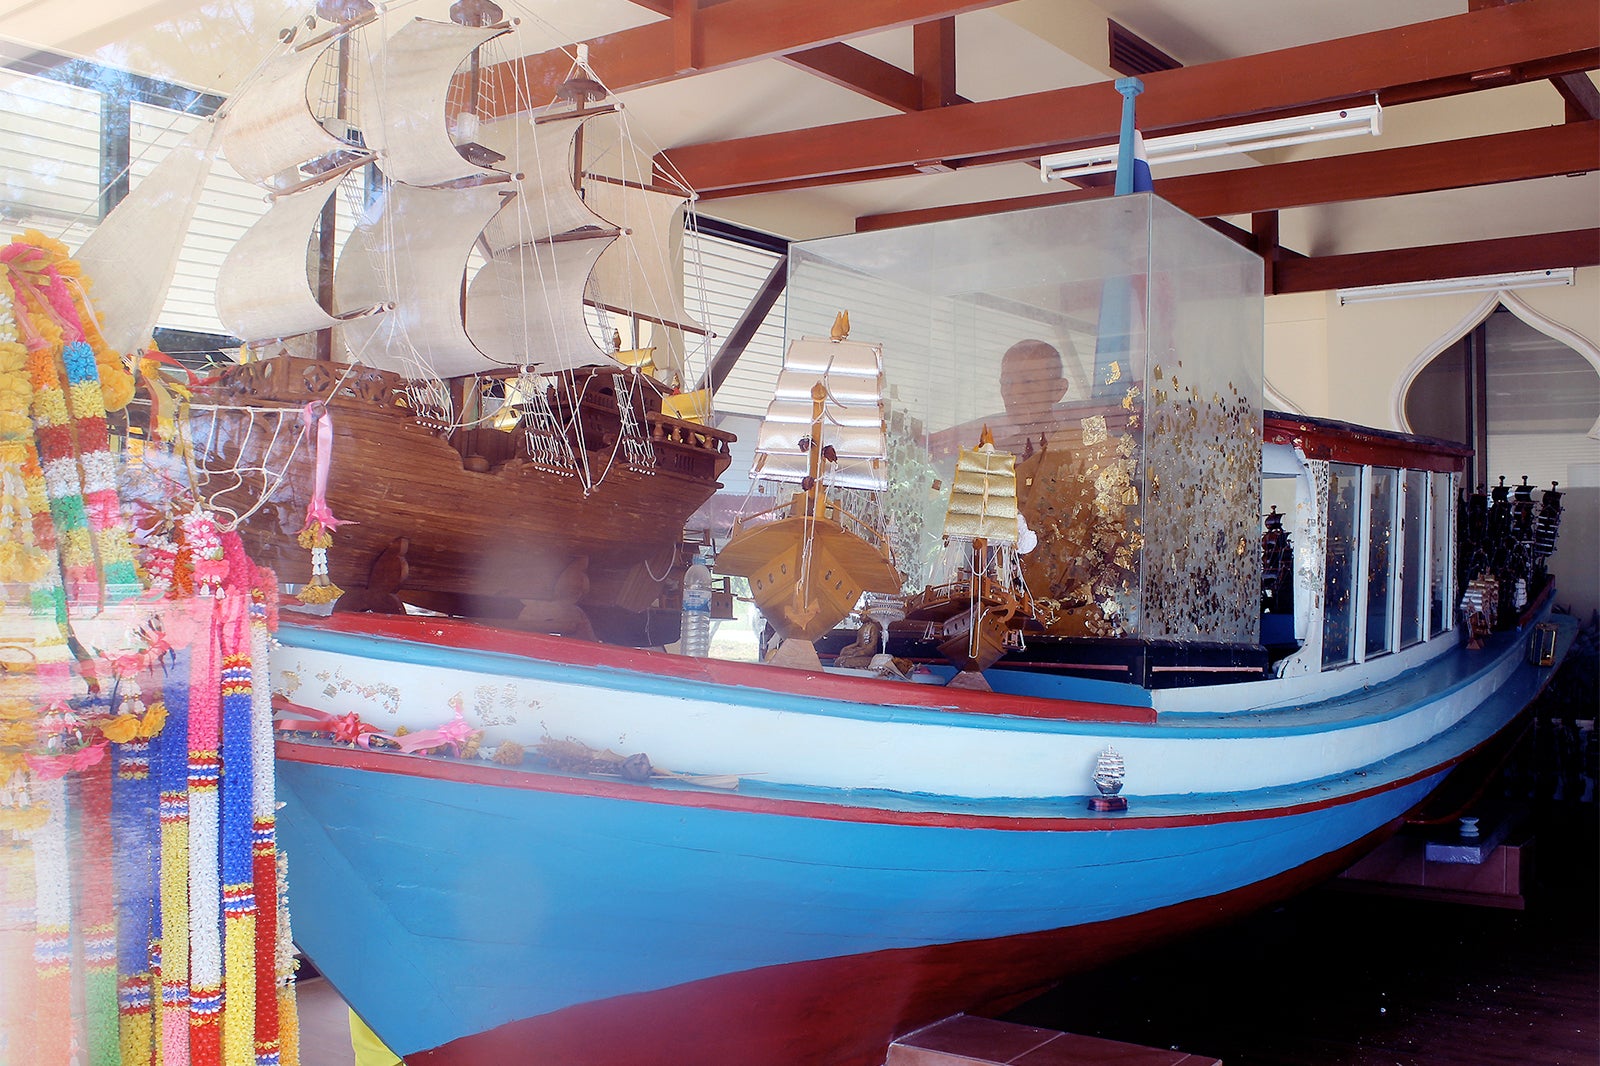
(283, 612, 1158, 724)
(274, 724, 1460, 832)
(395, 822, 1397, 1066)
(1264, 413, 1470, 472)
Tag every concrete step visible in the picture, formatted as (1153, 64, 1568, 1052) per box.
(888, 1014, 1221, 1065)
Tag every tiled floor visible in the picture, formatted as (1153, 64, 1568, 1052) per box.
(296, 976, 356, 1066)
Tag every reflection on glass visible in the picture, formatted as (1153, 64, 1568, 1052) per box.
(1430, 472, 1454, 637)
(1400, 469, 1426, 647)
(1323, 462, 1361, 668)
(1365, 467, 1396, 657)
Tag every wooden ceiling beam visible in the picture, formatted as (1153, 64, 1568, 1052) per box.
(1471, 0, 1600, 121)
(1553, 72, 1600, 121)
(478, 0, 1010, 114)
(778, 44, 926, 112)
(914, 17, 959, 109)
(854, 120, 1599, 230)
(659, 0, 1597, 193)
(1274, 229, 1600, 293)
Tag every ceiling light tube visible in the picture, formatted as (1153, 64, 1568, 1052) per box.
(1040, 100, 1382, 182)
(1336, 268, 1575, 305)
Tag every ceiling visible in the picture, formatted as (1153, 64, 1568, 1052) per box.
(1, 0, 1596, 291)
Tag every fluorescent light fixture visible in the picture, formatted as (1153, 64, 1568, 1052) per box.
(1337, 269, 1575, 305)
(1039, 101, 1382, 183)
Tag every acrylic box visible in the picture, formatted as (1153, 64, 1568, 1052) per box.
(785, 193, 1265, 644)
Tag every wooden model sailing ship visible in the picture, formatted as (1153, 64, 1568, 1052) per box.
(904, 428, 1049, 674)
(89, 1, 732, 640)
(715, 316, 901, 644)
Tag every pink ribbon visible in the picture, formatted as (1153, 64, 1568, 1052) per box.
(275, 699, 473, 756)
(300, 403, 346, 531)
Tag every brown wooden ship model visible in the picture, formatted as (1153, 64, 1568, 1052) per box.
(89, 1, 732, 640)
(715, 317, 902, 645)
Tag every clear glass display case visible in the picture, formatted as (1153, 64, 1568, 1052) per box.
(786, 193, 1264, 643)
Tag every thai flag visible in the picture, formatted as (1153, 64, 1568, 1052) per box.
(1127, 129, 1154, 193)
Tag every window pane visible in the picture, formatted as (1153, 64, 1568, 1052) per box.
(0, 70, 101, 230)
(1400, 469, 1426, 647)
(130, 103, 271, 337)
(688, 229, 786, 417)
(1323, 462, 1361, 668)
(1429, 471, 1455, 637)
(1365, 467, 1396, 657)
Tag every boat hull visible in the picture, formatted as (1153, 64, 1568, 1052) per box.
(269, 608, 1573, 1063)
(716, 514, 902, 642)
(277, 750, 1440, 1064)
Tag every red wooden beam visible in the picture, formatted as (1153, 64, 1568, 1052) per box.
(674, 0, 701, 73)
(659, 0, 1598, 194)
(778, 44, 926, 112)
(479, 0, 1010, 114)
(854, 121, 1600, 230)
(1274, 229, 1600, 293)
(1553, 72, 1600, 121)
(914, 17, 958, 109)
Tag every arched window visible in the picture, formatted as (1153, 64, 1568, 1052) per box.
(1402, 299, 1599, 618)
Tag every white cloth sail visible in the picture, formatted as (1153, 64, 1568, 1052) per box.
(74, 119, 224, 354)
(220, 35, 353, 189)
(583, 178, 701, 379)
(216, 183, 342, 342)
(334, 182, 507, 377)
(481, 115, 609, 253)
(465, 236, 613, 371)
(754, 338, 887, 490)
(363, 19, 509, 188)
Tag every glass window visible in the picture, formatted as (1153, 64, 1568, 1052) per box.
(1323, 462, 1361, 668)
(1400, 469, 1427, 647)
(1365, 467, 1396, 657)
(1429, 472, 1455, 637)
(0, 69, 101, 233)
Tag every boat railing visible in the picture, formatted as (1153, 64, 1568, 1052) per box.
(647, 412, 735, 481)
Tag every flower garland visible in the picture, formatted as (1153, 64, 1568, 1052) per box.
(113, 719, 158, 1066)
(155, 645, 193, 1066)
(220, 532, 260, 1066)
(1, 231, 299, 1066)
(2, 235, 140, 603)
(74, 752, 121, 1066)
(294, 404, 344, 604)
(274, 851, 300, 1066)
(249, 580, 282, 1066)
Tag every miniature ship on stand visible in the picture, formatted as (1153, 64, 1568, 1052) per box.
(715, 315, 902, 652)
(903, 427, 1052, 681)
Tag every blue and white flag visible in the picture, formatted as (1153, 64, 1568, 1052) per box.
(1126, 129, 1154, 194)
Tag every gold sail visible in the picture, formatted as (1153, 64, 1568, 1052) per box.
(944, 443, 1019, 544)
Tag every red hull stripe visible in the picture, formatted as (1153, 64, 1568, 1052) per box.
(276, 728, 1464, 832)
(282, 613, 1157, 724)
(404, 822, 1393, 1066)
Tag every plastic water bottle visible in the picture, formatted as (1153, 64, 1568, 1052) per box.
(680, 553, 714, 657)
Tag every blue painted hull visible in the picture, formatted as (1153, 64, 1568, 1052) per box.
(276, 759, 1441, 1058)
(271, 609, 1573, 1063)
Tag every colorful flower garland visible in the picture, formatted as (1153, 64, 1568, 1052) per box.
(1, 230, 297, 1066)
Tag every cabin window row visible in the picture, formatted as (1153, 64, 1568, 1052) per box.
(1320, 464, 1455, 670)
